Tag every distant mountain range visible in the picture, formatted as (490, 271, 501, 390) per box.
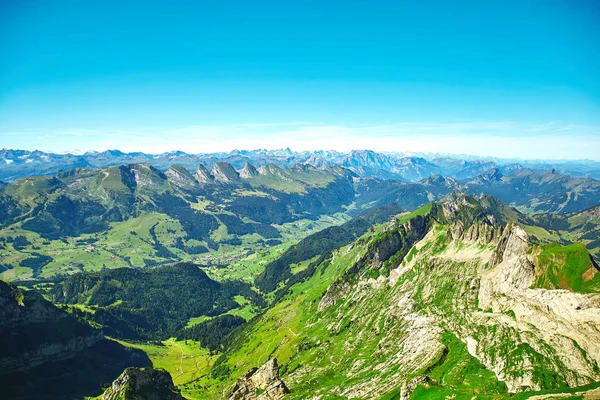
(1, 160, 599, 281)
(2, 148, 600, 182)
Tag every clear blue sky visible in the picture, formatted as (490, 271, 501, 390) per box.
(1, 0, 599, 158)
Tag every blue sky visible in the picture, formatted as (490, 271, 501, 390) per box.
(1, 0, 599, 158)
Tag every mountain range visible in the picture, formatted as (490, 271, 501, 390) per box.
(1, 156, 600, 399)
(2, 148, 600, 182)
(4, 193, 600, 399)
(1, 161, 599, 282)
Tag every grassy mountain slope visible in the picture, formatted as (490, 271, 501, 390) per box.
(181, 195, 600, 399)
(528, 205, 600, 260)
(3, 162, 598, 282)
(0, 163, 358, 281)
(52, 262, 264, 341)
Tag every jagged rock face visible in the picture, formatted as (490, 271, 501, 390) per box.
(239, 162, 259, 179)
(449, 221, 503, 244)
(303, 155, 330, 168)
(476, 225, 600, 391)
(194, 164, 214, 184)
(228, 359, 289, 400)
(280, 215, 600, 398)
(489, 223, 529, 267)
(212, 162, 240, 183)
(166, 165, 199, 189)
(130, 164, 168, 189)
(431, 194, 499, 226)
(0, 280, 103, 374)
(348, 214, 431, 276)
(102, 367, 185, 400)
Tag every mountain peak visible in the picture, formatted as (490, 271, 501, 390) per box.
(484, 167, 503, 180)
(166, 165, 198, 188)
(432, 192, 510, 228)
(419, 174, 450, 186)
(239, 162, 259, 178)
(258, 163, 284, 176)
(211, 162, 240, 183)
(194, 164, 214, 184)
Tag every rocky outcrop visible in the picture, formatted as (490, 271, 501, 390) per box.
(212, 162, 240, 183)
(348, 214, 430, 276)
(489, 223, 530, 267)
(239, 162, 259, 179)
(317, 281, 350, 312)
(475, 224, 600, 391)
(448, 221, 503, 245)
(224, 196, 600, 399)
(228, 359, 289, 400)
(102, 367, 185, 400)
(194, 164, 214, 184)
(400, 376, 430, 400)
(0, 279, 153, 399)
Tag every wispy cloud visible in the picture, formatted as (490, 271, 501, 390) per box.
(1, 121, 599, 160)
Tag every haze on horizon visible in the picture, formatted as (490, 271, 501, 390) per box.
(1, 0, 599, 160)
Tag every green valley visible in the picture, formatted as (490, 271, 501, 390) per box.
(1, 164, 600, 400)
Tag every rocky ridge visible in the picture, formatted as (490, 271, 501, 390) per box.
(166, 165, 200, 190)
(221, 195, 600, 399)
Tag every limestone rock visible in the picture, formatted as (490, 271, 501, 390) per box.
(166, 165, 199, 189)
(317, 281, 350, 312)
(349, 214, 430, 275)
(239, 162, 259, 179)
(400, 376, 430, 400)
(212, 162, 240, 183)
(102, 367, 185, 400)
(228, 359, 289, 400)
(194, 164, 214, 184)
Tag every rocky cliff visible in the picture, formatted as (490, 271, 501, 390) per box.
(194, 164, 214, 184)
(0, 280, 103, 374)
(227, 359, 289, 400)
(210, 195, 600, 399)
(212, 162, 240, 183)
(476, 224, 600, 391)
(166, 165, 200, 190)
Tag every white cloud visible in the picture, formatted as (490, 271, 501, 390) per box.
(2, 121, 599, 160)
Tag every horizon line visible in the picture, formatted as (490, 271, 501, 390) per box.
(1, 147, 599, 164)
